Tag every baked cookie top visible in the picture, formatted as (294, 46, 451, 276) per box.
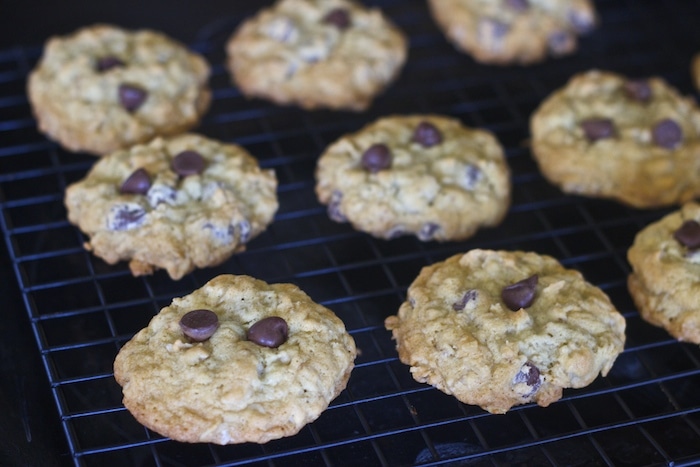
(225, 0, 408, 111)
(64, 133, 278, 280)
(385, 249, 626, 414)
(427, 0, 597, 65)
(113, 274, 357, 444)
(315, 114, 511, 241)
(28, 24, 211, 155)
(627, 202, 700, 343)
(530, 69, 700, 208)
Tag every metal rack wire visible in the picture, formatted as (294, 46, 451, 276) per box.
(2, 0, 700, 465)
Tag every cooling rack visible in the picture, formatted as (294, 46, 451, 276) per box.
(2, 0, 700, 465)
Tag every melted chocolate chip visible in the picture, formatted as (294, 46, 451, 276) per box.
(146, 184, 177, 207)
(418, 222, 440, 241)
(180, 309, 219, 342)
(323, 8, 351, 29)
(247, 316, 289, 348)
(120, 168, 151, 195)
(412, 121, 443, 147)
(118, 84, 147, 112)
(361, 144, 392, 173)
(96, 56, 125, 72)
(505, 0, 529, 12)
(674, 220, 700, 249)
(652, 119, 683, 149)
(453, 289, 478, 311)
(328, 191, 348, 223)
(107, 203, 146, 231)
(501, 274, 538, 311)
(512, 361, 542, 396)
(172, 150, 206, 176)
(581, 118, 615, 141)
(623, 79, 652, 102)
(462, 164, 482, 190)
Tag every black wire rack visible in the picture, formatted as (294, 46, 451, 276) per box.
(2, 0, 700, 465)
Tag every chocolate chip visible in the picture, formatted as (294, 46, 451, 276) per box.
(120, 168, 151, 195)
(361, 144, 392, 173)
(146, 184, 177, 207)
(501, 274, 538, 311)
(652, 119, 683, 149)
(247, 316, 289, 348)
(96, 56, 125, 72)
(512, 361, 542, 397)
(118, 84, 147, 112)
(328, 191, 348, 223)
(504, 0, 529, 12)
(623, 79, 652, 102)
(412, 121, 443, 147)
(237, 220, 252, 244)
(581, 118, 615, 142)
(418, 222, 440, 241)
(674, 220, 700, 249)
(462, 164, 482, 190)
(107, 203, 146, 231)
(180, 309, 219, 342)
(478, 19, 509, 47)
(323, 8, 351, 29)
(453, 289, 478, 311)
(172, 150, 206, 176)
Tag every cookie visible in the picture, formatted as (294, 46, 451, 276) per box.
(385, 249, 626, 414)
(225, 0, 408, 111)
(28, 24, 211, 155)
(530, 69, 700, 208)
(627, 202, 700, 343)
(315, 114, 511, 241)
(427, 0, 597, 65)
(113, 274, 357, 444)
(64, 133, 278, 280)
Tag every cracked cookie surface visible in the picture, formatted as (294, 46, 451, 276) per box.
(627, 202, 700, 343)
(427, 0, 597, 65)
(530, 69, 700, 208)
(225, 0, 407, 111)
(114, 274, 356, 444)
(315, 114, 511, 241)
(28, 24, 211, 155)
(385, 249, 626, 414)
(64, 133, 278, 280)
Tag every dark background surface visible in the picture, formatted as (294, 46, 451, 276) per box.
(2, 1, 700, 466)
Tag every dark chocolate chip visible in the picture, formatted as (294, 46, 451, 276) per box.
(247, 316, 289, 348)
(323, 8, 351, 29)
(146, 184, 177, 207)
(512, 361, 542, 396)
(96, 56, 125, 72)
(120, 168, 151, 195)
(652, 118, 683, 149)
(453, 289, 478, 311)
(328, 191, 348, 223)
(361, 143, 392, 173)
(674, 220, 700, 249)
(504, 0, 529, 13)
(107, 203, 146, 231)
(463, 164, 482, 190)
(180, 309, 219, 342)
(581, 118, 615, 141)
(623, 79, 652, 102)
(237, 220, 252, 244)
(501, 274, 538, 311)
(172, 150, 206, 176)
(118, 83, 148, 112)
(412, 121, 443, 147)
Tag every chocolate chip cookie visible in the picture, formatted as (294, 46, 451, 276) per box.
(627, 202, 700, 343)
(225, 0, 408, 111)
(385, 249, 626, 414)
(530, 69, 700, 208)
(64, 133, 278, 280)
(114, 274, 357, 444)
(28, 24, 211, 155)
(315, 114, 511, 241)
(427, 0, 597, 65)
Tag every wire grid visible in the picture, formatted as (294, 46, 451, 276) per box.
(2, 0, 700, 465)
